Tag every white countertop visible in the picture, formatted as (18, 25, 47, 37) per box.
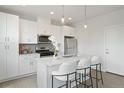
(36, 56, 80, 66)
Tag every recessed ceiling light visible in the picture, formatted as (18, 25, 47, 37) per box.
(50, 12, 54, 15)
(68, 17, 72, 20)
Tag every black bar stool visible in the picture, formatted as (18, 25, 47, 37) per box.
(91, 56, 104, 88)
(51, 62, 78, 88)
(77, 58, 93, 88)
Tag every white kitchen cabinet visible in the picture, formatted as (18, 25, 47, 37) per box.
(63, 26, 75, 36)
(0, 13, 6, 43)
(19, 54, 40, 75)
(19, 55, 30, 75)
(0, 43, 7, 81)
(51, 25, 62, 43)
(37, 18, 52, 35)
(6, 14, 19, 78)
(6, 43, 19, 78)
(38, 25, 52, 35)
(19, 19, 37, 44)
(7, 14, 19, 43)
(0, 12, 19, 81)
(30, 54, 40, 73)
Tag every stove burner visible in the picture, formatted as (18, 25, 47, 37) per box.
(36, 50, 54, 57)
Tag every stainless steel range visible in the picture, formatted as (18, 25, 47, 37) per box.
(35, 49, 54, 57)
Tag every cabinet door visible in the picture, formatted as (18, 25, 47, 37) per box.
(6, 43, 19, 78)
(19, 55, 30, 75)
(19, 19, 37, 44)
(39, 25, 52, 35)
(63, 26, 75, 36)
(37, 18, 52, 35)
(27, 20, 37, 43)
(52, 25, 62, 43)
(30, 54, 40, 73)
(6, 14, 19, 43)
(0, 12, 6, 43)
(0, 43, 7, 80)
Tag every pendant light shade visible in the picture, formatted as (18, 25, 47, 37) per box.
(61, 17, 65, 23)
(61, 5, 65, 24)
(84, 5, 87, 29)
(84, 24, 87, 29)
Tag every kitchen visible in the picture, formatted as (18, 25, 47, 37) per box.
(0, 5, 124, 88)
(0, 9, 78, 87)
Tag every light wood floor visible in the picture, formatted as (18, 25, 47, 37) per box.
(0, 72, 124, 88)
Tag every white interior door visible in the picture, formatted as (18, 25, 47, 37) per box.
(105, 25, 124, 75)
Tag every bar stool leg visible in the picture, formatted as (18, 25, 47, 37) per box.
(100, 63, 104, 85)
(82, 74, 84, 86)
(96, 64, 98, 88)
(66, 81, 68, 88)
(70, 81, 71, 88)
(79, 73, 81, 84)
(66, 74, 69, 88)
(84, 68, 87, 88)
(52, 75, 54, 88)
(75, 72, 78, 88)
(90, 67, 93, 88)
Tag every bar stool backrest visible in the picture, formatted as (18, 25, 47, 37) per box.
(58, 62, 77, 75)
(91, 56, 101, 64)
(77, 58, 91, 69)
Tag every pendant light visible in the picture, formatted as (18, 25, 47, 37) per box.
(84, 5, 87, 29)
(50, 11, 54, 24)
(61, 5, 65, 24)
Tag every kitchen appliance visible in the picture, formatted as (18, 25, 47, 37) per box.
(64, 36, 77, 56)
(36, 49, 54, 57)
(35, 47, 54, 57)
(38, 35, 51, 43)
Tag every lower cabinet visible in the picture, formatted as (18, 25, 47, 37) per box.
(0, 43, 7, 81)
(19, 54, 40, 75)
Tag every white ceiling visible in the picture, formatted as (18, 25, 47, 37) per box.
(0, 5, 124, 25)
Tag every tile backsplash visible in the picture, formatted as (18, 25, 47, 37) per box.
(19, 43, 54, 54)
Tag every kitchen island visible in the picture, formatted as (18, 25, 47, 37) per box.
(36, 56, 79, 88)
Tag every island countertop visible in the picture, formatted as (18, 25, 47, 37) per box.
(36, 56, 80, 66)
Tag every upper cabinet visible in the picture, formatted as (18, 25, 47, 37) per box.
(37, 18, 52, 35)
(63, 26, 75, 36)
(0, 12, 6, 43)
(19, 19, 37, 44)
(51, 25, 62, 43)
(7, 14, 19, 43)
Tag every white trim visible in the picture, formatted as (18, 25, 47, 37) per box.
(104, 24, 124, 29)
(0, 72, 36, 83)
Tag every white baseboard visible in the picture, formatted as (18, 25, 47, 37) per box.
(0, 72, 36, 83)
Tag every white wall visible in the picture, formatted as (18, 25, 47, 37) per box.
(76, 9, 124, 70)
